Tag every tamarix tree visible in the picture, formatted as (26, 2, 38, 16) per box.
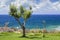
(9, 4, 32, 37)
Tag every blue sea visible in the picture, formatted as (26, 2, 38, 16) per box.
(0, 15, 60, 30)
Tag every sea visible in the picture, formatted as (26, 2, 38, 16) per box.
(0, 15, 60, 31)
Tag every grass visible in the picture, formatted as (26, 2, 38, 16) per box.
(0, 32, 60, 40)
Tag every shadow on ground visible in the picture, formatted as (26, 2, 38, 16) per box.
(19, 36, 42, 39)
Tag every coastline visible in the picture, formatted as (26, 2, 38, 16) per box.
(0, 26, 60, 33)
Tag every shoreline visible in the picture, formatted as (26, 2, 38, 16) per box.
(0, 26, 60, 33)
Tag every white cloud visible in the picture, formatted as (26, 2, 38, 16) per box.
(33, 0, 59, 11)
(0, 0, 60, 15)
(31, 0, 60, 15)
(0, 0, 11, 15)
(0, 0, 6, 8)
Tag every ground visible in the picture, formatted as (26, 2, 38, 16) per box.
(0, 32, 60, 40)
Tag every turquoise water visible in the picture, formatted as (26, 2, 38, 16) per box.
(0, 15, 60, 30)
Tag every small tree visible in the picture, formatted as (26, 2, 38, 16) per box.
(9, 4, 32, 37)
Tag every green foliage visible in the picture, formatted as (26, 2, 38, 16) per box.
(9, 4, 17, 16)
(9, 4, 22, 19)
(16, 11, 21, 18)
(22, 10, 31, 20)
(29, 6, 32, 10)
(9, 4, 32, 21)
(20, 5, 25, 14)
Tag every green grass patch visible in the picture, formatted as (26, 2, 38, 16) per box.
(0, 32, 60, 40)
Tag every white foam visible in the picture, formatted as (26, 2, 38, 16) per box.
(54, 26, 60, 31)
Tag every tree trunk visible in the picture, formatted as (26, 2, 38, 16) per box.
(22, 21, 26, 37)
(15, 18, 26, 37)
(22, 26, 26, 37)
(17, 20, 26, 37)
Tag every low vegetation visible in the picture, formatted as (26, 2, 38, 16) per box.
(0, 32, 60, 40)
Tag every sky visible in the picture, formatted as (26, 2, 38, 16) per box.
(0, 0, 60, 15)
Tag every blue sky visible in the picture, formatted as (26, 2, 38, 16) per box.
(0, 0, 60, 15)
